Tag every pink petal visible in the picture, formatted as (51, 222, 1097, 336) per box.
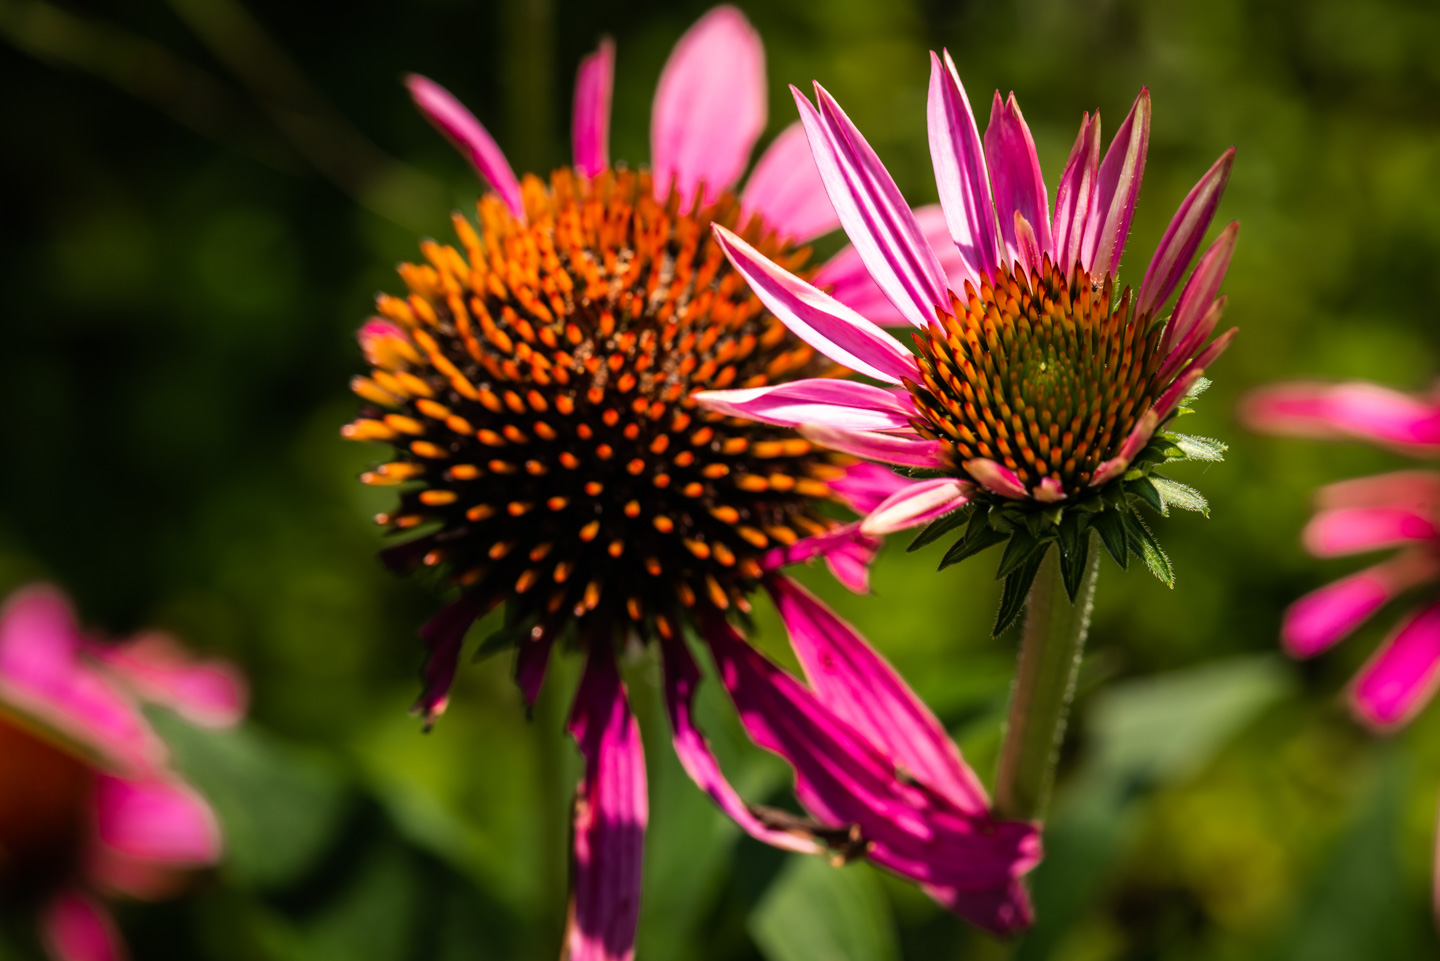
(1157, 222, 1240, 381)
(94, 774, 221, 869)
(516, 617, 561, 707)
(0, 586, 162, 772)
(797, 83, 949, 329)
(566, 649, 647, 961)
(926, 880, 1035, 938)
(1090, 409, 1160, 487)
(963, 457, 1028, 499)
(1153, 327, 1238, 421)
(1137, 148, 1235, 317)
(828, 461, 920, 514)
(658, 633, 823, 854)
(800, 424, 944, 469)
(859, 478, 971, 536)
(1051, 112, 1100, 278)
(412, 593, 488, 729)
(711, 225, 920, 384)
(405, 75, 524, 221)
(572, 38, 615, 177)
(1012, 212, 1044, 277)
(1316, 470, 1440, 511)
(926, 50, 998, 288)
(767, 577, 990, 814)
(1034, 476, 1066, 503)
(357, 318, 409, 366)
(741, 122, 842, 242)
(89, 635, 245, 729)
(40, 890, 125, 961)
(1240, 381, 1440, 450)
(761, 522, 882, 594)
(984, 92, 1051, 270)
(651, 6, 766, 208)
(1082, 89, 1150, 279)
(694, 379, 916, 432)
(1303, 507, 1439, 557)
(1352, 601, 1440, 729)
(1283, 553, 1440, 658)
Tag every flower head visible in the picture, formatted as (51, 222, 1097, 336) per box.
(347, 9, 1040, 954)
(698, 52, 1239, 627)
(0, 584, 245, 961)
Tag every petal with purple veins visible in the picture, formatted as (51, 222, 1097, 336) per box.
(1083, 89, 1150, 279)
(800, 424, 944, 469)
(860, 478, 972, 536)
(984, 92, 1052, 270)
(1137, 149, 1235, 317)
(693, 379, 916, 431)
(927, 50, 998, 287)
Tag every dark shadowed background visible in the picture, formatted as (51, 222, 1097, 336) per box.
(2, 0, 1439, 957)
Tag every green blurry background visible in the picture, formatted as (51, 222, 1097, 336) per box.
(3, 0, 1439, 957)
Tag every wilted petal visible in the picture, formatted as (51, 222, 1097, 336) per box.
(406, 75, 524, 220)
(1303, 507, 1438, 557)
(1352, 601, 1440, 729)
(89, 634, 245, 729)
(815, 205, 969, 328)
(565, 649, 647, 961)
(712, 225, 919, 384)
(797, 83, 949, 328)
(693, 379, 915, 431)
(927, 50, 998, 287)
(572, 39, 615, 177)
(651, 6, 766, 208)
(1240, 381, 1440, 450)
(801, 424, 944, 469)
(1051, 112, 1100, 278)
(984, 92, 1051, 269)
(1137, 149, 1235, 316)
(40, 890, 124, 961)
(963, 458, 1028, 499)
(741, 122, 841, 242)
(860, 478, 971, 536)
(1083, 89, 1150, 279)
(1284, 553, 1440, 658)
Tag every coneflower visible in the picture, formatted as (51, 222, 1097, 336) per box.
(345, 10, 1040, 955)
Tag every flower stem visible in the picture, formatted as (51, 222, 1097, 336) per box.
(994, 536, 1100, 822)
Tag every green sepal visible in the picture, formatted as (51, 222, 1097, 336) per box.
(908, 506, 972, 552)
(1056, 512, 1090, 601)
(1151, 475, 1210, 516)
(475, 619, 529, 662)
(1168, 433, 1227, 463)
(1129, 475, 1166, 516)
(997, 527, 1047, 579)
(1124, 510, 1174, 587)
(1184, 376, 1213, 403)
(1091, 508, 1129, 569)
(994, 545, 1048, 635)
(938, 524, 1007, 570)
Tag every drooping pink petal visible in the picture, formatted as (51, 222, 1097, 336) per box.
(711, 225, 920, 384)
(797, 84, 949, 329)
(412, 592, 489, 729)
(1082, 89, 1150, 279)
(926, 50, 998, 287)
(572, 38, 615, 178)
(1240, 381, 1440, 450)
(405, 75, 524, 221)
(91, 775, 221, 897)
(515, 618, 561, 707)
(0, 586, 162, 772)
(814, 205, 969, 328)
(984, 92, 1052, 270)
(657, 633, 823, 854)
(40, 890, 125, 961)
(800, 424, 944, 469)
(1315, 470, 1440, 511)
(1051, 112, 1100, 278)
(1283, 552, 1440, 658)
(1352, 601, 1440, 729)
(651, 6, 766, 208)
(1137, 148, 1235, 317)
(1302, 507, 1439, 557)
(88, 634, 245, 729)
(565, 648, 647, 961)
(1157, 222, 1240, 380)
(963, 457, 1029, 499)
(694, 379, 916, 432)
(767, 577, 990, 813)
(828, 461, 919, 514)
(860, 478, 971, 536)
(741, 122, 842, 242)
(761, 522, 882, 594)
(926, 880, 1035, 938)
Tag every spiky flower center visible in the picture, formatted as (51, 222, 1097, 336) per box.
(907, 259, 1163, 495)
(0, 713, 93, 903)
(346, 168, 842, 643)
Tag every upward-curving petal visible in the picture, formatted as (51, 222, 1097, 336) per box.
(1158, 221, 1239, 378)
(572, 39, 615, 178)
(711, 224, 920, 384)
(1051, 112, 1100, 278)
(741, 122, 842, 242)
(984, 92, 1052, 270)
(1137, 148, 1235, 317)
(1083, 88, 1150, 279)
(814, 205, 969, 328)
(406, 75, 525, 221)
(927, 50, 998, 288)
(797, 83, 949, 328)
(651, 6, 766, 209)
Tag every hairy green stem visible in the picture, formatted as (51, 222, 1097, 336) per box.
(994, 536, 1100, 821)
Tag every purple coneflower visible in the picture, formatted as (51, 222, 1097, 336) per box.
(0, 585, 245, 961)
(345, 8, 1040, 955)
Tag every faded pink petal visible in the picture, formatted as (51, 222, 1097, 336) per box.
(828, 461, 918, 514)
(1083, 89, 1150, 279)
(800, 424, 944, 470)
(693, 379, 916, 432)
(815, 204, 969, 328)
(651, 6, 765, 208)
(1303, 507, 1439, 557)
(40, 890, 125, 961)
(1283, 553, 1440, 658)
(405, 75, 524, 221)
(1352, 601, 1440, 729)
(741, 122, 841, 242)
(1316, 470, 1440, 511)
(984, 92, 1051, 270)
(89, 634, 245, 729)
(1137, 149, 1235, 316)
(963, 458, 1028, 499)
(711, 225, 920, 384)
(927, 50, 998, 287)
(1157, 222, 1239, 381)
(797, 83, 949, 329)
(1241, 381, 1440, 450)
(1051, 111, 1100, 279)
(572, 39, 615, 177)
(860, 478, 971, 536)
(566, 649, 647, 961)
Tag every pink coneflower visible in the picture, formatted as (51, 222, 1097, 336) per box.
(697, 52, 1239, 627)
(345, 8, 1039, 954)
(0, 584, 245, 961)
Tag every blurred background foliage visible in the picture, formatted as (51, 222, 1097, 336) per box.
(2, 0, 1439, 957)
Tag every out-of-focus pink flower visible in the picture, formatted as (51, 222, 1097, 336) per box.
(0, 584, 244, 961)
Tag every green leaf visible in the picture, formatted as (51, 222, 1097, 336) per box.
(996, 527, 1046, 579)
(1128, 475, 1166, 516)
(1151, 475, 1210, 516)
(1057, 518, 1091, 602)
(937, 525, 1007, 570)
(994, 546, 1048, 635)
(907, 505, 972, 552)
(1090, 509, 1129, 570)
(749, 857, 900, 961)
(1168, 433, 1227, 462)
(1124, 511, 1174, 587)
